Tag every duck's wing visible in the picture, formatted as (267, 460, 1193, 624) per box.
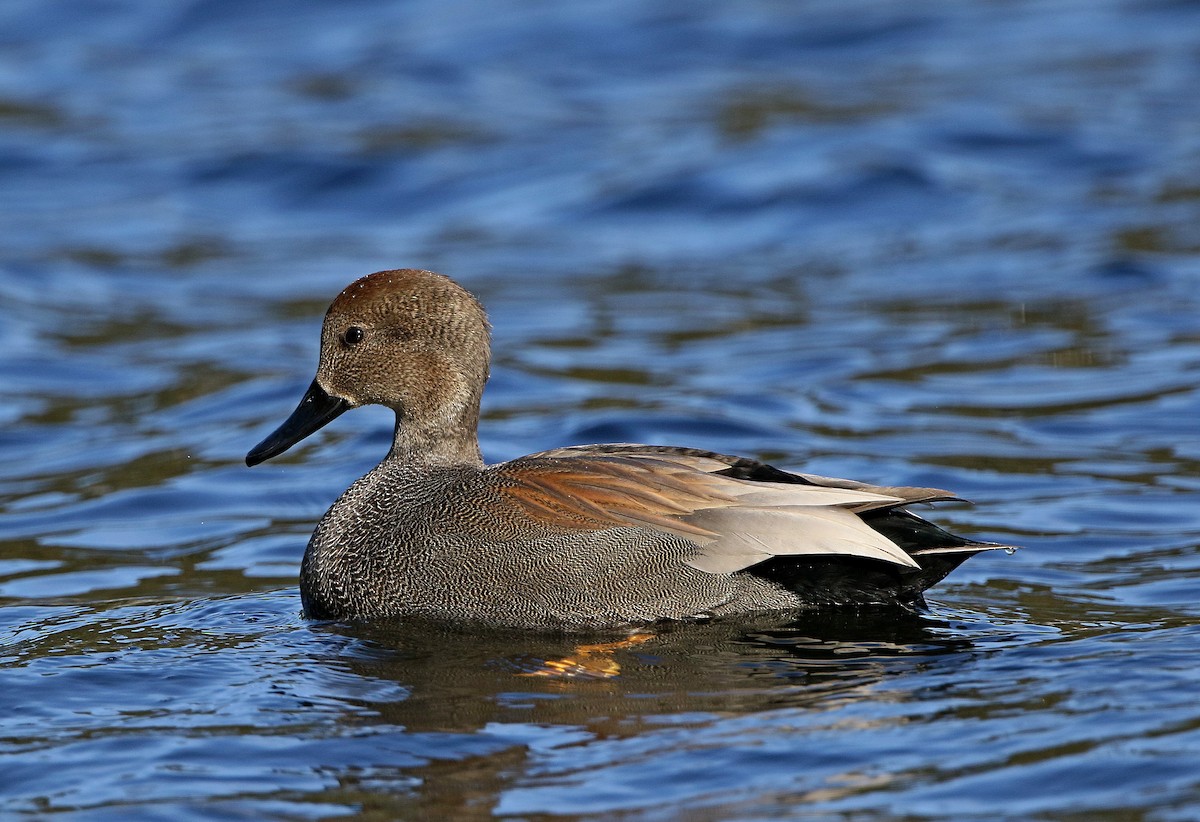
(524, 443, 959, 509)
(488, 450, 931, 574)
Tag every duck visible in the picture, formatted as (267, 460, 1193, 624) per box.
(246, 269, 1010, 629)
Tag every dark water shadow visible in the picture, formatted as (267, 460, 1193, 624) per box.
(308, 606, 988, 735)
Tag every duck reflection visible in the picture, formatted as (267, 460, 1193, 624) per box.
(308, 606, 976, 735)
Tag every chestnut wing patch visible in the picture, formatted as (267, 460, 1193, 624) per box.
(489, 457, 730, 538)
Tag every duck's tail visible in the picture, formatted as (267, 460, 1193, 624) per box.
(748, 506, 1014, 607)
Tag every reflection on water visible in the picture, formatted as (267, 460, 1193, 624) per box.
(3, 0, 1200, 817)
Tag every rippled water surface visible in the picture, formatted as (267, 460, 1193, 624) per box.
(3, 1, 1200, 818)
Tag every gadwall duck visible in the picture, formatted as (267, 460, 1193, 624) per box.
(247, 269, 1010, 629)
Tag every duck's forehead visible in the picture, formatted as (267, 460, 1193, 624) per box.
(326, 269, 465, 320)
(333, 269, 426, 306)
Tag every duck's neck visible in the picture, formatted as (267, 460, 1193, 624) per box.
(387, 408, 485, 468)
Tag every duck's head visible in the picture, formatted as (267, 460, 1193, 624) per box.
(246, 269, 491, 468)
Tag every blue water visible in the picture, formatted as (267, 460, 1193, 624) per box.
(3, 0, 1200, 818)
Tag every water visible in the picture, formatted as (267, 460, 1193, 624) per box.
(2, 0, 1200, 817)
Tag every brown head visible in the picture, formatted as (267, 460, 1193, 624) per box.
(246, 269, 491, 467)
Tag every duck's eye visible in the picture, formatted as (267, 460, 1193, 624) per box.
(343, 326, 364, 346)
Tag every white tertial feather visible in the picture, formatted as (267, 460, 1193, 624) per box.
(682, 505, 920, 574)
(911, 544, 1011, 556)
(707, 479, 904, 511)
